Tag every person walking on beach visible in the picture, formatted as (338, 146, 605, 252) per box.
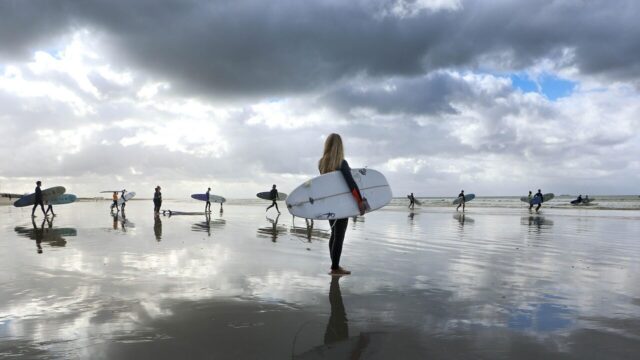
(111, 192, 119, 212)
(319, 133, 368, 276)
(120, 189, 127, 212)
(31, 181, 46, 218)
(205, 187, 212, 213)
(408, 193, 416, 209)
(528, 190, 534, 210)
(456, 190, 466, 212)
(153, 186, 162, 215)
(44, 201, 55, 217)
(266, 184, 281, 214)
(534, 189, 543, 213)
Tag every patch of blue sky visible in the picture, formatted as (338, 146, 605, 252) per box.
(510, 73, 576, 101)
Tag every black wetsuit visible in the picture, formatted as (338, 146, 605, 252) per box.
(266, 188, 279, 212)
(153, 190, 162, 213)
(32, 186, 45, 216)
(328, 160, 362, 270)
(205, 190, 211, 212)
(120, 191, 127, 211)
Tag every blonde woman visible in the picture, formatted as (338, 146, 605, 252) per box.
(319, 133, 367, 276)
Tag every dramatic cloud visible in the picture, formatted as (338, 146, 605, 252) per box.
(0, 0, 639, 197)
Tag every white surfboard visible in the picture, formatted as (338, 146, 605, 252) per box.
(286, 168, 392, 220)
(117, 192, 136, 206)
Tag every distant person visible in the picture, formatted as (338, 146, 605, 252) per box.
(534, 189, 543, 213)
(205, 187, 212, 213)
(408, 193, 415, 209)
(153, 186, 162, 214)
(318, 133, 368, 276)
(576, 194, 583, 204)
(111, 192, 119, 212)
(31, 181, 46, 218)
(266, 184, 281, 214)
(456, 190, 466, 212)
(120, 189, 127, 212)
(585, 195, 590, 202)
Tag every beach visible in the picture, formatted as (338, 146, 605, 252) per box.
(1, 200, 639, 359)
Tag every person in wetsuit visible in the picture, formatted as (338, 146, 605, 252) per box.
(205, 187, 212, 213)
(153, 186, 162, 214)
(408, 193, 415, 209)
(120, 189, 127, 212)
(266, 184, 280, 214)
(31, 181, 46, 218)
(45, 201, 55, 217)
(111, 192, 119, 212)
(319, 133, 368, 276)
(456, 190, 465, 212)
(576, 194, 583, 204)
(534, 189, 543, 213)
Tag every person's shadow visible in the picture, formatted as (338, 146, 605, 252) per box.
(324, 276, 348, 345)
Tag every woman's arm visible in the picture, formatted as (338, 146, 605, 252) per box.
(339, 160, 367, 215)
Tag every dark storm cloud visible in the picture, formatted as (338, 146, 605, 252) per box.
(2, 0, 640, 98)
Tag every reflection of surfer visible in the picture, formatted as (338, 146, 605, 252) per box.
(32, 217, 44, 254)
(31, 180, 46, 218)
(270, 213, 280, 242)
(319, 133, 367, 276)
(408, 192, 415, 209)
(266, 185, 281, 214)
(154, 215, 162, 241)
(456, 190, 465, 212)
(324, 276, 348, 345)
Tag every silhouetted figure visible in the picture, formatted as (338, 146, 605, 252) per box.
(266, 184, 281, 214)
(456, 190, 465, 212)
(205, 187, 212, 213)
(31, 181, 46, 218)
(153, 186, 162, 214)
(408, 193, 415, 209)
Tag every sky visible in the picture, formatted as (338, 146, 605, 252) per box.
(0, 0, 639, 198)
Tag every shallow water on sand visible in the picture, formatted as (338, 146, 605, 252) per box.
(1, 201, 640, 359)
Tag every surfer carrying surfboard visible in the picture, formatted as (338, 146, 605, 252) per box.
(456, 190, 466, 212)
(266, 185, 281, 214)
(408, 193, 416, 209)
(205, 187, 212, 213)
(534, 189, 543, 213)
(319, 133, 368, 276)
(120, 189, 127, 212)
(31, 181, 46, 218)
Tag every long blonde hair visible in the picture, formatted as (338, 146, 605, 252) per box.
(318, 133, 345, 174)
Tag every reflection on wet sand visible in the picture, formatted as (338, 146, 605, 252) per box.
(111, 212, 135, 232)
(289, 223, 330, 242)
(14, 217, 77, 253)
(154, 215, 162, 241)
(257, 214, 287, 242)
(453, 213, 474, 225)
(521, 215, 554, 228)
(191, 214, 226, 236)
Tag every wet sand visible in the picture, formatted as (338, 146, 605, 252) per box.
(1, 201, 639, 359)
